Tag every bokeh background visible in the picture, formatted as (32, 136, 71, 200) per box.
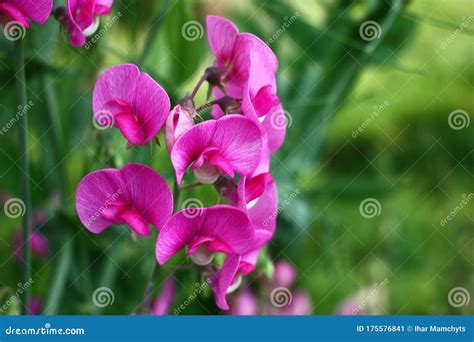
(0, 0, 472, 315)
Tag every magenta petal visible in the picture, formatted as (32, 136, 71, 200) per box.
(75, 168, 127, 233)
(156, 205, 254, 264)
(151, 278, 176, 315)
(213, 115, 263, 176)
(92, 64, 140, 116)
(211, 253, 241, 310)
(206, 15, 239, 64)
(5, 0, 53, 24)
(114, 112, 145, 145)
(0, 3, 29, 27)
(120, 164, 173, 231)
(76, 164, 172, 235)
(273, 260, 297, 288)
(165, 105, 194, 153)
(229, 288, 258, 315)
(171, 120, 217, 184)
(132, 72, 170, 145)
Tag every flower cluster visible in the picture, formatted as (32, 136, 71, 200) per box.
(75, 15, 285, 311)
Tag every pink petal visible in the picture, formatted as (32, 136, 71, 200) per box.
(76, 164, 172, 235)
(0, 3, 29, 27)
(75, 168, 128, 233)
(165, 105, 194, 153)
(92, 64, 140, 117)
(5, 0, 53, 24)
(151, 278, 176, 315)
(273, 260, 297, 288)
(132, 72, 170, 145)
(156, 205, 254, 264)
(229, 288, 258, 315)
(238, 249, 260, 275)
(211, 253, 241, 310)
(120, 163, 173, 231)
(114, 112, 145, 145)
(206, 15, 239, 64)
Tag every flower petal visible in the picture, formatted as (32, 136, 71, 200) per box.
(6, 0, 53, 24)
(211, 253, 241, 310)
(75, 168, 128, 234)
(206, 15, 239, 64)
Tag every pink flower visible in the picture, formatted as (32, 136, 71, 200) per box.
(13, 230, 48, 262)
(206, 15, 277, 98)
(55, 0, 113, 48)
(229, 288, 258, 315)
(272, 260, 297, 288)
(155, 205, 254, 265)
(0, 0, 53, 28)
(75, 163, 173, 236)
(28, 297, 42, 315)
(206, 16, 285, 152)
(151, 278, 176, 315)
(170, 115, 263, 185)
(92, 64, 170, 146)
(165, 105, 194, 153)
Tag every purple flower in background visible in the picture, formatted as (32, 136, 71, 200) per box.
(0, 0, 52, 28)
(151, 278, 176, 315)
(76, 163, 173, 236)
(92, 64, 170, 146)
(55, 0, 113, 48)
(13, 230, 48, 262)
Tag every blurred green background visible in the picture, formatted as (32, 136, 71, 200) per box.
(0, 0, 472, 315)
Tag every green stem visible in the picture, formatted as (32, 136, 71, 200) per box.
(14, 39, 32, 315)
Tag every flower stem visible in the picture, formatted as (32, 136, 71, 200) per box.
(14, 39, 32, 315)
(190, 73, 207, 100)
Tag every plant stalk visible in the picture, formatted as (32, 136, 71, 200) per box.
(14, 39, 32, 315)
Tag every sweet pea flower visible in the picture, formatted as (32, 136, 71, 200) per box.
(206, 15, 277, 98)
(0, 0, 52, 28)
(76, 163, 173, 236)
(165, 104, 194, 153)
(54, 0, 113, 48)
(92, 64, 170, 146)
(151, 278, 176, 315)
(170, 115, 263, 185)
(13, 230, 49, 262)
(155, 205, 254, 266)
